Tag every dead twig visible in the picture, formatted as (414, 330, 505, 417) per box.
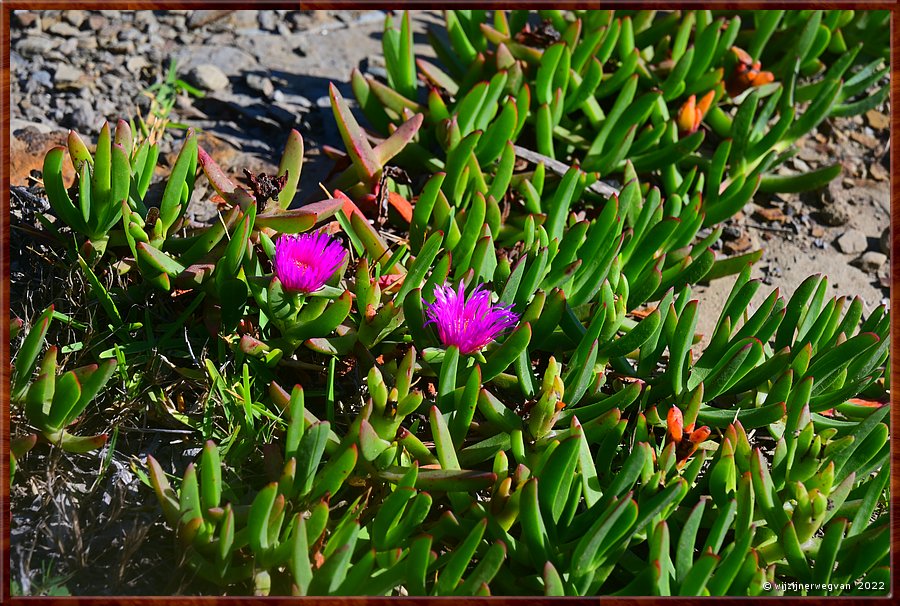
(513, 145, 620, 198)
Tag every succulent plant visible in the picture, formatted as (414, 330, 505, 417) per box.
(19, 8, 889, 598)
(10, 306, 116, 453)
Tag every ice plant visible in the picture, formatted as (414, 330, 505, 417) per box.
(424, 282, 519, 354)
(274, 232, 347, 293)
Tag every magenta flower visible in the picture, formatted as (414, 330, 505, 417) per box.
(424, 282, 519, 354)
(274, 232, 346, 293)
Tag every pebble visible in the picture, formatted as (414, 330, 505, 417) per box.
(48, 21, 82, 37)
(126, 56, 149, 75)
(852, 251, 887, 275)
(62, 98, 98, 132)
(86, 14, 107, 31)
(818, 199, 850, 226)
(880, 227, 890, 255)
(835, 228, 868, 255)
(33, 70, 52, 88)
(245, 73, 274, 98)
(258, 11, 277, 31)
(65, 10, 87, 27)
(869, 162, 888, 182)
(187, 10, 231, 29)
(13, 11, 39, 29)
(865, 109, 890, 130)
(53, 64, 84, 86)
(16, 36, 57, 57)
(187, 64, 230, 92)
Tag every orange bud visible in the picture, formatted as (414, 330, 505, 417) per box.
(728, 48, 776, 97)
(689, 426, 711, 445)
(750, 70, 774, 87)
(667, 406, 684, 443)
(696, 90, 715, 117)
(677, 95, 701, 134)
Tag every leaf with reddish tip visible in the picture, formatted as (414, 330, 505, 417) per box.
(387, 192, 413, 223)
(67, 130, 93, 169)
(374, 113, 423, 167)
(332, 189, 365, 220)
(175, 263, 216, 288)
(137, 243, 187, 276)
(114, 119, 132, 155)
(330, 83, 381, 182)
(159, 129, 198, 234)
(198, 145, 255, 208)
(69, 359, 117, 426)
(46, 370, 82, 431)
(56, 430, 107, 454)
(92, 121, 112, 213)
(255, 197, 342, 233)
(43, 147, 88, 235)
(367, 76, 425, 116)
(12, 305, 54, 396)
(416, 59, 459, 95)
(11, 434, 38, 459)
(277, 130, 304, 210)
(376, 467, 497, 492)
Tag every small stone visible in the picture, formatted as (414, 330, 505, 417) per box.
(835, 229, 868, 255)
(62, 99, 98, 133)
(63, 10, 86, 28)
(810, 226, 825, 238)
(33, 70, 52, 88)
(48, 21, 82, 37)
(755, 207, 789, 224)
(869, 162, 888, 182)
(877, 264, 890, 289)
(849, 131, 879, 149)
(15, 36, 56, 57)
(272, 89, 286, 103)
(12, 11, 40, 29)
(851, 251, 887, 275)
(723, 233, 755, 255)
(77, 36, 98, 50)
(315, 95, 331, 108)
(880, 227, 890, 255)
(187, 64, 230, 92)
(126, 56, 149, 75)
(86, 14, 107, 30)
(187, 10, 231, 29)
(53, 64, 84, 87)
(245, 73, 274, 98)
(865, 109, 890, 130)
(258, 10, 277, 30)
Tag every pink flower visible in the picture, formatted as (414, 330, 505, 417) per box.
(274, 232, 346, 293)
(424, 282, 519, 354)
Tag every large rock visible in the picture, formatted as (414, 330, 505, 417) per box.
(10, 122, 73, 185)
(835, 228, 868, 255)
(852, 251, 887, 275)
(187, 64, 230, 92)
